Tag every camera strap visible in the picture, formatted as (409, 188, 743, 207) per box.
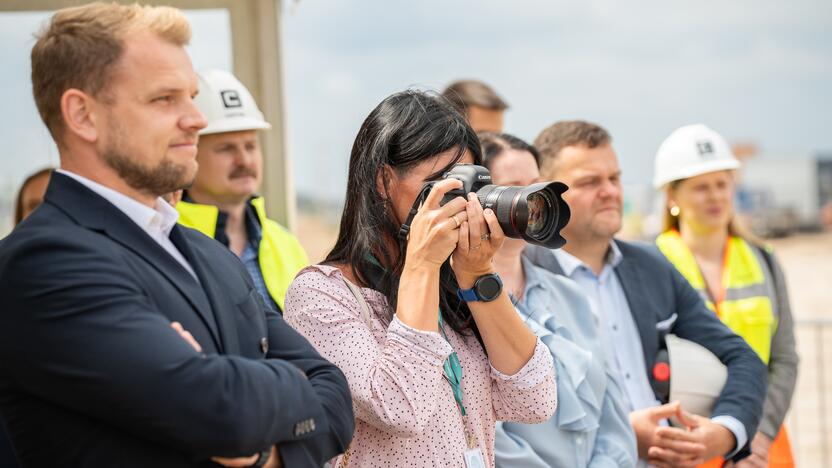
(397, 184, 433, 242)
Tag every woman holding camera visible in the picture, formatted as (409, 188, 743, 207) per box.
(284, 91, 556, 468)
(479, 133, 636, 468)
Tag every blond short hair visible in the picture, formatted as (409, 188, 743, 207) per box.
(31, 2, 191, 144)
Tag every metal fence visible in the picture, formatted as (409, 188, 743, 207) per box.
(788, 318, 832, 467)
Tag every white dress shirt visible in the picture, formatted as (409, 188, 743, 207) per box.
(57, 169, 198, 280)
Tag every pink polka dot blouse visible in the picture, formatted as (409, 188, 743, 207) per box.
(284, 265, 557, 468)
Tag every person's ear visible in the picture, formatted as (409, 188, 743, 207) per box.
(376, 165, 397, 201)
(665, 187, 680, 217)
(61, 88, 99, 144)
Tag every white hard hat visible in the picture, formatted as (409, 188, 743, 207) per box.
(193, 69, 271, 135)
(666, 334, 727, 418)
(653, 124, 740, 189)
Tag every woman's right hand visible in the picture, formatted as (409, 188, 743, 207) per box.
(404, 178, 469, 272)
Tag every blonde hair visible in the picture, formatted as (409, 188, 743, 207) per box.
(31, 2, 191, 144)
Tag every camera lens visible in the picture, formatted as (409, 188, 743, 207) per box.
(476, 181, 570, 249)
(525, 192, 549, 237)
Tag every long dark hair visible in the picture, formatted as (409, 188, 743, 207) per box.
(326, 90, 483, 338)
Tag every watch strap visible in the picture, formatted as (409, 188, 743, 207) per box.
(457, 287, 481, 302)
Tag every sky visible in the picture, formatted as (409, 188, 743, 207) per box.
(1, 0, 831, 212)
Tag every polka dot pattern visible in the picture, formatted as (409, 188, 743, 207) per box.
(284, 265, 557, 468)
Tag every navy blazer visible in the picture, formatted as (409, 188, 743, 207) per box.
(0, 173, 353, 467)
(525, 241, 767, 456)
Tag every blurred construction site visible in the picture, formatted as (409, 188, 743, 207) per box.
(1, 1, 829, 465)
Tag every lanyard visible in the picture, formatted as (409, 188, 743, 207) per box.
(438, 312, 466, 416)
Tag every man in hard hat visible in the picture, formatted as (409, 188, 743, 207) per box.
(177, 69, 308, 313)
(525, 120, 767, 467)
(441, 79, 509, 133)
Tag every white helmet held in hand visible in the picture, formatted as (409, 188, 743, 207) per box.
(193, 69, 271, 136)
(653, 124, 740, 189)
(666, 334, 728, 418)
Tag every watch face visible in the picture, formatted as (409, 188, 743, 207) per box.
(476, 275, 502, 302)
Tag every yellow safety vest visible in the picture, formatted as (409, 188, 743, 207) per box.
(176, 197, 309, 311)
(656, 230, 777, 364)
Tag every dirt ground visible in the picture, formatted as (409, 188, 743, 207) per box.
(769, 232, 832, 467)
(296, 215, 832, 465)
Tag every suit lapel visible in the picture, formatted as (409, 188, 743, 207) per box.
(612, 241, 658, 371)
(171, 227, 240, 355)
(45, 173, 223, 350)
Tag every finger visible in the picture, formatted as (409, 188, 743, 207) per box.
(650, 401, 682, 421)
(437, 196, 468, 218)
(648, 446, 701, 466)
(458, 220, 470, 252)
(483, 208, 504, 246)
(211, 455, 260, 467)
(675, 404, 700, 428)
(747, 455, 767, 468)
(652, 433, 706, 456)
(465, 194, 483, 247)
(181, 330, 202, 352)
(423, 178, 463, 210)
(170, 321, 183, 332)
(654, 426, 701, 443)
(444, 211, 468, 230)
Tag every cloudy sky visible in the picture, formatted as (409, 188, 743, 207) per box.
(1, 0, 830, 207)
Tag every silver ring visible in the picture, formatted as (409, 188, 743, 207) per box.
(480, 233, 490, 241)
(471, 244, 482, 250)
(451, 215, 461, 228)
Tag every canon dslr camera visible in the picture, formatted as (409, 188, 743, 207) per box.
(401, 164, 570, 249)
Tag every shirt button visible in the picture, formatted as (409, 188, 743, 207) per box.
(612, 324, 619, 331)
(625, 373, 631, 379)
(576, 436, 583, 445)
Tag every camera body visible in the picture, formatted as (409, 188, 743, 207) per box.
(417, 164, 571, 249)
(433, 164, 494, 205)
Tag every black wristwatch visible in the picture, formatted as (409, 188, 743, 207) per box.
(457, 273, 503, 302)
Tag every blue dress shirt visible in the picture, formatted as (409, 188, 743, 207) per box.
(495, 256, 637, 468)
(553, 243, 747, 462)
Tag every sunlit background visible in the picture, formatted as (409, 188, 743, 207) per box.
(1, 1, 831, 464)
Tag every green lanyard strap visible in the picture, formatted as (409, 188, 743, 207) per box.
(438, 312, 466, 416)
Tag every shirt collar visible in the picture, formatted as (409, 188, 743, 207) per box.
(552, 240, 623, 277)
(57, 169, 179, 236)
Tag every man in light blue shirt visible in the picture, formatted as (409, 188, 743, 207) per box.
(527, 120, 767, 466)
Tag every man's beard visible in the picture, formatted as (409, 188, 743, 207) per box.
(100, 120, 194, 198)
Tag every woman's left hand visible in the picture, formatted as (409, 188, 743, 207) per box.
(451, 193, 505, 287)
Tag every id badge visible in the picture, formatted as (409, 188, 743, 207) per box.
(463, 447, 486, 468)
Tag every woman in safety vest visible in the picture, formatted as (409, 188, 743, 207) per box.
(652, 124, 799, 468)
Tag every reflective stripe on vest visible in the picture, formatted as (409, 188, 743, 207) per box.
(176, 198, 309, 311)
(656, 230, 776, 364)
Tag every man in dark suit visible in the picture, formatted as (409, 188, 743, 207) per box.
(0, 3, 352, 467)
(526, 120, 767, 467)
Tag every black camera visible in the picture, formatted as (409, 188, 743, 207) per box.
(401, 164, 571, 249)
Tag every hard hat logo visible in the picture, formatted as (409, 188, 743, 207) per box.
(193, 69, 272, 136)
(696, 140, 715, 158)
(220, 90, 242, 108)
